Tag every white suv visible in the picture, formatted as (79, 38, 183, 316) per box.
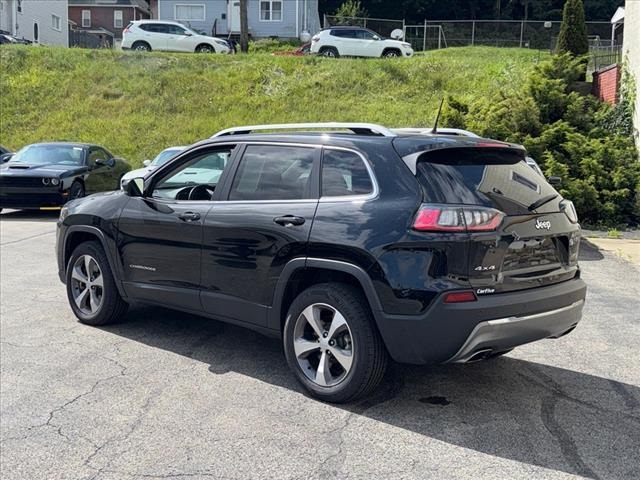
(122, 20, 230, 54)
(311, 27, 413, 58)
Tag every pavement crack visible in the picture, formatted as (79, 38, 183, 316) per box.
(0, 230, 55, 246)
(540, 395, 600, 480)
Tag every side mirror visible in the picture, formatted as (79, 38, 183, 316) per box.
(184, 32, 193, 36)
(96, 157, 115, 167)
(0, 153, 13, 163)
(143, 159, 151, 167)
(125, 177, 145, 197)
(373, 35, 381, 41)
(548, 176, 562, 186)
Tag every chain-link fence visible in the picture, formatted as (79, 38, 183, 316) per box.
(323, 15, 404, 38)
(423, 20, 614, 51)
(323, 15, 616, 53)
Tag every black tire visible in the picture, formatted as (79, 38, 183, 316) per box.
(132, 41, 151, 52)
(66, 241, 128, 326)
(283, 283, 388, 403)
(196, 44, 215, 53)
(319, 47, 339, 58)
(382, 49, 401, 58)
(68, 180, 85, 201)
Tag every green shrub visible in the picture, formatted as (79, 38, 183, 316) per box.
(556, 0, 589, 57)
(444, 53, 640, 227)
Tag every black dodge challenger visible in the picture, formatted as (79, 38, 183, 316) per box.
(0, 143, 130, 211)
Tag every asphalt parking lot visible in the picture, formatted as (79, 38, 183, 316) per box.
(1, 210, 639, 480)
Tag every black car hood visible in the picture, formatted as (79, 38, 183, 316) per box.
(0, 163, 87, 177)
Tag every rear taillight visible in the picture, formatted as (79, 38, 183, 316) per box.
(311, 35, 320, 42)
(444, 291, 477, 303)
(413, 205, 504, 232)
(123, 23, 132, 34)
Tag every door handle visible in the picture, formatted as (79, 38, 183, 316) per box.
(178, 211, 201, 222)
(274, 215, 305, 226)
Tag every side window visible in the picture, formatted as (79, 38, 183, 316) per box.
(358, 29, 376, 40)
(229, 145, 316, 201)
(167, 25, 187, 35)
(152, 147, 234, 200)
(87, 148, 109, 167)
(322, 149, 373, 197)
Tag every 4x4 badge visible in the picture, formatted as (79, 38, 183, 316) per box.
(535, 219, 551, 230)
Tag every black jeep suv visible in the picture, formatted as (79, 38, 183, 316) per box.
(56, 123, 586, 403)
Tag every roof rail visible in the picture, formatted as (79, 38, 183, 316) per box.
(211, 123, 397, 138)
(393, 127, 480, 138)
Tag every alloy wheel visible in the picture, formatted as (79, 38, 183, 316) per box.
(70, 254, 104, 316)
(293, 303, 354, 387)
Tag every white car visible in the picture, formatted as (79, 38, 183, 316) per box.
(120, 146, 186, 189)
(310, 26, 413, 58)
(122, 20, 230, 54)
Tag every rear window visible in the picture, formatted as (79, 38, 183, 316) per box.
(415, 148, 559, 215)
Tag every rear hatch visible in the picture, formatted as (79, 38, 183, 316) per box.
(412, 146, 580, 294)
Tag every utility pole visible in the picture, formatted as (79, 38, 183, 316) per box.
(240, 0, 249, 53)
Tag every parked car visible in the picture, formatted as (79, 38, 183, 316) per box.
(311, 26, 414, 58)
(56, 122, 585, 403)
(120, 146, 186, 189)
(0, 32, 31, 45)
(0, 144, 12, 163)
(0, 142, 130, 212)
(121, 20, 231, 54)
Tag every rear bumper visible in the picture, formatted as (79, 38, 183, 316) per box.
(447, 299, 584, 362)
(375, 277, 587, 364)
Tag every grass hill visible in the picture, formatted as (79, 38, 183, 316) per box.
(0, 46, 546, 167)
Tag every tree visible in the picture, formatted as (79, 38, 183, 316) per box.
(239, 0, 249, 53)
(556, 0, 589, 56)
(335, 0, 367, 20)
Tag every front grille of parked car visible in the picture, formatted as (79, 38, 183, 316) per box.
(0, 176, 45, 187)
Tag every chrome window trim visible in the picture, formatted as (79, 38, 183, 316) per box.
(146, 141, 378, 204)
(319, 145, 379, 203)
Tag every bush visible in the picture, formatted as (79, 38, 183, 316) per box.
(443, 53, 640, 227)
(556, 0, 589, 57)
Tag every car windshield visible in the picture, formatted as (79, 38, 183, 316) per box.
(9, 145, 84, 165)
(151, 148, 184, 167)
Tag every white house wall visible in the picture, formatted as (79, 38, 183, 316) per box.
(1, 0, 68, 46)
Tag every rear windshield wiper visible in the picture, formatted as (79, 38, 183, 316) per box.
(528, 194, 558, 212)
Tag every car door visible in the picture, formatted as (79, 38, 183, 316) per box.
(116, 145, 237, 312)
(357, 29, 382, 57)
(85, 147, 117, 194)
(200, 143, 320, 328)
(139, 23, 167, 50)
(165, 24, 193, 52)
(338, 29, 359, 56)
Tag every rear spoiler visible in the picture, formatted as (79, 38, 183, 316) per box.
(399, 144, 526, 175)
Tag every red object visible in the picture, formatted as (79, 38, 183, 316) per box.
(413, 205, 504, 232)
(592, 64, 619, 105)
(475, 142, 509, 148)
(443, 291, 477, 303)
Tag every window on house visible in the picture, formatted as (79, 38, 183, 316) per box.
(82, 10, 91, 28)
(114, 10, 123, 28)
(51, 14, 61, 31)
(174, 4, 205, 21)
(17, 0, 22, 14)
(260, 1, 282, 21)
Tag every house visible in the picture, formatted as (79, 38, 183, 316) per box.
(0, 0, 69, 46)
(149, 0, 321, 40)
(622, 1, 639, 150)
(68, 0, 151, 39)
